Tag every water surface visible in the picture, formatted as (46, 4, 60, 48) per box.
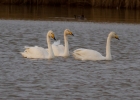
(0, 5, 140, 23)
(0, 20, 140, 100)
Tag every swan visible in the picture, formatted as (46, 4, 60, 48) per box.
(73, 31, 119, 61)
(20, 30, 56, 59)
(52, 29, 74, 57)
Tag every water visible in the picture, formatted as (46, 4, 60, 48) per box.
(0, 5, 140, 100)
(0, 5, 140, 23)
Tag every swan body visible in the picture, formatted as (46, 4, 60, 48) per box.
(73, 32, 119, 61)
(52, 29, 74, 57)
(73, 48, 106, 61)
(21, 30, 56, 59)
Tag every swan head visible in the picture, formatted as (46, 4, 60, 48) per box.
(64, 29, 74, 36)
(47, 30, 56, 40)
(109, 31, 119, 40)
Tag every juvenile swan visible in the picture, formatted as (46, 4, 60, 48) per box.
(21, 30, 56, 59)
(52, 29, 74, 57)
(73, 32, 119, 61)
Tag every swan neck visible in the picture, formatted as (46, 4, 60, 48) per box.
(106, 36, 112, 60)
(47, 34, 54, 58)
(64, 34, 69, 56)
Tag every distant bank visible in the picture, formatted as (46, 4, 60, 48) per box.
(0, 0, 140, 9)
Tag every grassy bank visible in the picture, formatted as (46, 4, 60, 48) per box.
(0, 0, 140, 9)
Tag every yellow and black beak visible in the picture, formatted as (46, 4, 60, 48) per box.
(51, 33, 56, 40)
(70, 32, 74, 36)
(115, 35, 119, 40)
(54, 37, 56, 40)
(71, 33, 74, 36)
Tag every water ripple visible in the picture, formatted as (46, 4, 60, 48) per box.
(0, 20, 140, 100)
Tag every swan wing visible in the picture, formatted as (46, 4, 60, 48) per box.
(21, 46, 48, 59)
(52, 40, 61, 46)
(52, 40, 64, 56)
(73, 48, 105, 61)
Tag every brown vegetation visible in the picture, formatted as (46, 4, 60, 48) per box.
(90, 0, 140, 8)
(0, 0, 140, 9)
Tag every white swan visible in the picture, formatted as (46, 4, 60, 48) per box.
(52, 29, 74, 57)
(73, 32, 119, 61)
(20, 30, 56, 59)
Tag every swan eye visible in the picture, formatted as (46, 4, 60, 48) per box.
(115, 35, 119, 40)
(51, 33, 55, 38)
(68, 31, 72, 35)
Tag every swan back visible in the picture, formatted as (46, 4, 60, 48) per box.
(20, 46, 48, 58)
(73, 48, 105, 61)
(21, 30, 56, 59)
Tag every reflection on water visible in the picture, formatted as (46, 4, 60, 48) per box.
(0, 5, 140, 23)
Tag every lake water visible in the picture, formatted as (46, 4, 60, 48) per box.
(0, 5, 140, 100)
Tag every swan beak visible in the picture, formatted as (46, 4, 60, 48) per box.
(115, 35, 119, 40)
(72, 33, 74, 36)
(54, 37, 56, 40)
(51, 33, 56, 40)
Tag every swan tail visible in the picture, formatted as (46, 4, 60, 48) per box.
(20, 51, 28, 58)
(20, 48, 32, 58)
(73, 52, 84, 60)
(21, 47, 45, 58)
(73, 49, 85, 60)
